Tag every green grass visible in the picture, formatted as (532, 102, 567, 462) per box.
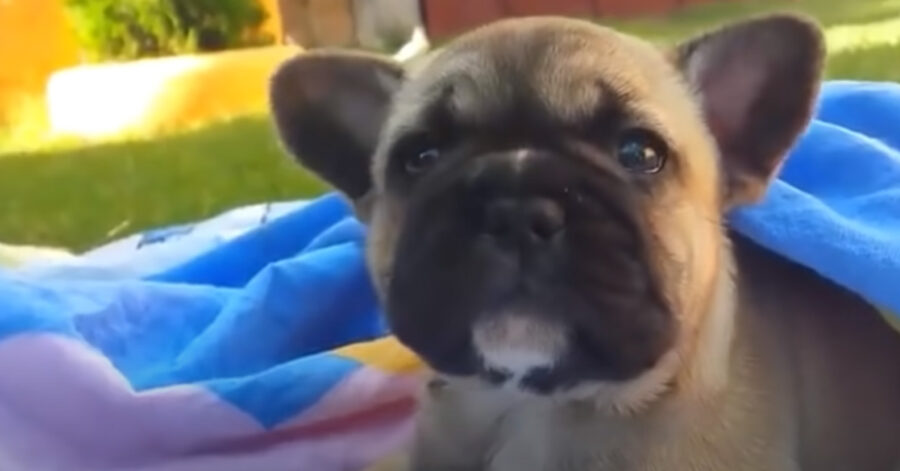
(0, 117, 326, 251)
(601, 0, 900, 81)
(3, 0, 900, 251)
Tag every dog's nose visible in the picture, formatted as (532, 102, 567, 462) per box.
(483, 197, 564, 244)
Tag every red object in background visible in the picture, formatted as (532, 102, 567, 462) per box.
(502, 0, 595, 17)
(423, 0, 505, 39)
(422, 0, 706, 40)
(592, 0, 679, 17)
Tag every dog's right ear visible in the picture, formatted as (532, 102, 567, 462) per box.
(269, 51, 405, 209)
(670, 14, 824, 208)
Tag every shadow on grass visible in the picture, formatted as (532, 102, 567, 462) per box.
(603, 0, 900, 42)
(0, 115, 327, 251)
(827, 41, 900, 82)
(428, 0, 900, 47)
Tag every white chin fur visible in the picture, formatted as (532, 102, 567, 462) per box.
(479, 346, 556, 376)
(472, 315, 567, 376)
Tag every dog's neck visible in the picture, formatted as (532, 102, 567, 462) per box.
(676, 239, 739, 397)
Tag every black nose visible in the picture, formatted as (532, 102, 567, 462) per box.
(483, 197, 564, 244)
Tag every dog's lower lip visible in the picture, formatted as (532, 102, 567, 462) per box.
(482, 368, 512, 384)
(520, 367, 563, 394)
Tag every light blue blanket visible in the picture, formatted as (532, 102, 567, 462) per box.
(0, 80, 898, 471)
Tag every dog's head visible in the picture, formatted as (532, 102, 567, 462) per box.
(270, 15, 823, 399)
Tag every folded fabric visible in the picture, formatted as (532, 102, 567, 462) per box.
(16, 201, 308, 280)
(730, 80, 900, 318)
(0, 80, 898, 471)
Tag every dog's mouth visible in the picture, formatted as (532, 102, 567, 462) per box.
(387, 236, 676, 394)
(469, 308, 592, 394)
(463, 284, 665, 394)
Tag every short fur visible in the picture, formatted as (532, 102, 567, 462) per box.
(269, 14, 900, 471)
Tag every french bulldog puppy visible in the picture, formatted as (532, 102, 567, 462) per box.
(269, 14, 900, 471)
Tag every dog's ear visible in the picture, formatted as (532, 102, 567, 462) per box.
(672, 14, 824, 207)
(269, 51, 405, 215)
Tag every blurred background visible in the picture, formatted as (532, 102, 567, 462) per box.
(1, 0, 898, 253)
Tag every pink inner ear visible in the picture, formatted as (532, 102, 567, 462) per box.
(696, 53, 767, 150)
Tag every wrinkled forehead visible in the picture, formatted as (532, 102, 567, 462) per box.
(386, 21, 684, 138)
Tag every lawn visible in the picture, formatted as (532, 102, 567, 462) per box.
(0, 117, 327, 250)
(2, 0, 900, 251)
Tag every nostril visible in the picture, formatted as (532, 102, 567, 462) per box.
(528, 199, 564, 240)
(483, 197, 564, 243)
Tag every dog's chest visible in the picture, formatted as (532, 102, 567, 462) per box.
(478, 396, 792, 471)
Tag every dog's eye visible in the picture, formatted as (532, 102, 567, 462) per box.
(616, 129, 667, 174)
(404, 148, 441, 175)
(393, 131, 443, 176)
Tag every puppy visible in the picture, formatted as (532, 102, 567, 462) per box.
(269, 14, 900, 471)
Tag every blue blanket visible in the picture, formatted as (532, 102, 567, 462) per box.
(0, 80, 898, 471)
(731, 81, 900, 315)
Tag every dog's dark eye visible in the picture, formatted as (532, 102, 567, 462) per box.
(404, 148, 440, 175)
(394, 131, 442, 176)
(616, 129, 668, 174)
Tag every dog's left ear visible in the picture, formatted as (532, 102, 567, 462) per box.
(269, 51, 406, 220)
(672, 14, 825, 207)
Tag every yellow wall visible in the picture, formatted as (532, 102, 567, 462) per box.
(258, 0, 284, 43)
(46, 45, 302, 138)
(0, 0, 80, 125)
(0, 0, 287, 130)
